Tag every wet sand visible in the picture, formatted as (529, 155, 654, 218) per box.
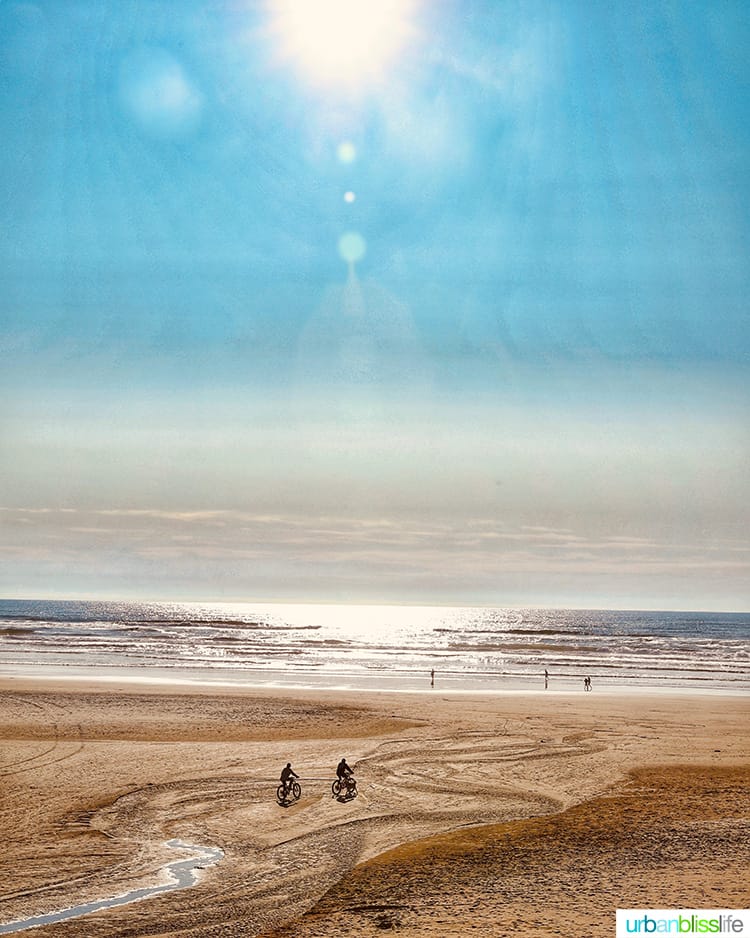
(0, 678, 747, 936)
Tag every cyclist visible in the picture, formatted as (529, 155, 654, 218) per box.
(280, 762, 299, 797)
(336, 757, 354, 790)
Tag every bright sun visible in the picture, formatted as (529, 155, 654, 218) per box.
(269, 0, 416, 88)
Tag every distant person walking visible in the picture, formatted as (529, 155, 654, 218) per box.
(544, 669, 549, 690)
(430, 669, 435, 688)
(584, 676, 592, 692)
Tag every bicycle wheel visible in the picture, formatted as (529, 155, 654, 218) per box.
(348, 781, 358, 798)
(276, 784, 286, 803)
(332, 779, 342, 797)
(291, 782, 301, 800)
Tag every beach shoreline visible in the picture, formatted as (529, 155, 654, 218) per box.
(1, 677, 748, 936)
(4, 600, 747, 698)
(1, 663, 747, 698)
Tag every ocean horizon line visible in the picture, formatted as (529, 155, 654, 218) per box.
(1, 595, 748, 616)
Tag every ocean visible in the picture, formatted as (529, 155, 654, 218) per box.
(0, 599, 748, 694)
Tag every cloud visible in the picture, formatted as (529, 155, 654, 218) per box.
(2, 505, 747, 585)
(95, 509, 227, 523)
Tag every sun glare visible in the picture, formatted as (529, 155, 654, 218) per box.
(270, 0, 416, 88)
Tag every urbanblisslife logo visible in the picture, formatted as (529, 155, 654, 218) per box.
(617, 910, 749, 936)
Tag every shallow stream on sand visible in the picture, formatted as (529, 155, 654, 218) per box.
(0, 839, 224, 935)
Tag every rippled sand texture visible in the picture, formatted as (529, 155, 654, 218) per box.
(263, 766, 750, 937)
(0, 681, 748, 936)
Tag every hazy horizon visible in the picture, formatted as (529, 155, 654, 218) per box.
(1, 595, 748, 616)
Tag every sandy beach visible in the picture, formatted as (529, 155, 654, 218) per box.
(0, 678, 747, 937)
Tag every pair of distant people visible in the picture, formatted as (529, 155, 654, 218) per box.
(543, 670, 592, 691)
(279, 758, 355, 795)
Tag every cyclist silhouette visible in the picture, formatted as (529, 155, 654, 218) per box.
(280, 762, 298, 797)
(336, 758, 352, 780)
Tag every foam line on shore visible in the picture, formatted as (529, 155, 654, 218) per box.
(1, 665, 747, 697)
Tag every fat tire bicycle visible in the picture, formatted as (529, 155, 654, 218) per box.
(331, 776, 358, 799)
(276, 780, 301, 805)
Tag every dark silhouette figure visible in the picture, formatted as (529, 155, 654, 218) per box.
(337, 758, 353, 781)
(430, 669, 435, 687)
(280, 762, 298, 796)
(544, 669, 549, 690)
(336, 758, 356, 797)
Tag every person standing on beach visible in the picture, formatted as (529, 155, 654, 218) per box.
(544, 669, 549, 690)
(430, 669, 435, 687)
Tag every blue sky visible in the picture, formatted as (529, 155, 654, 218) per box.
(1, 0, 748, 609)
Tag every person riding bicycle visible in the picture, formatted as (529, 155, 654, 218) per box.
(336, 758, 354, 789)
(280, 762, 299, 797)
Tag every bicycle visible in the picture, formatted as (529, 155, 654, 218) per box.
(331, 775, 357, 799)
(276, 780, 301, 805)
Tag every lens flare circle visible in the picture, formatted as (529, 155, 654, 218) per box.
(271, 0, 415, 87)
(119, 49, 203, 137)
(337, 141, 357, 164)
(338, 231, 366, 264)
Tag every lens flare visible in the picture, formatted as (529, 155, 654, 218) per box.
(338, 231, 366, 264)
(337, 141, 357, 163)
(119, 49, 202, 137)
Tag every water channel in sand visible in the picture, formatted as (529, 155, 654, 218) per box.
(0, 839, 224, 935)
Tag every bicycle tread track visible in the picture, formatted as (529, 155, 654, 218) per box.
(0, 686, 738, 937)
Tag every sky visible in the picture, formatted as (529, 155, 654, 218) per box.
(0, 0, 748, 610)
